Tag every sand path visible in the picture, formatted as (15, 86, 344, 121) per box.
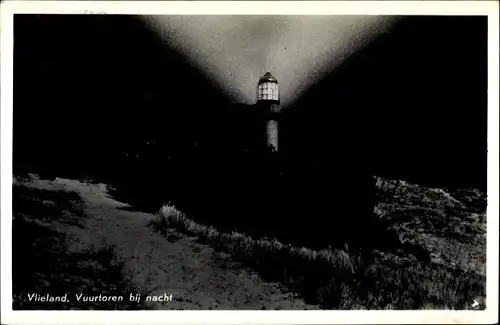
(20, 175, 317, 310)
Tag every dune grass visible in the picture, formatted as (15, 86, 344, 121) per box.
(150, 177, 486, 310)
(375, 177, 487, 276)
(12, 183, 150, 310)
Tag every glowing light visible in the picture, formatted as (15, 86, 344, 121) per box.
(143, 16, 398, 108)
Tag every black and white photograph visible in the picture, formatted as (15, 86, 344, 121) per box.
(1, 1, 499, 324)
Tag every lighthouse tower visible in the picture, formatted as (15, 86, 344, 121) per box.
(257, 72, 280, 152)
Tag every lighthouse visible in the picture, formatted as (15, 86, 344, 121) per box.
(257, 72, 280, 152)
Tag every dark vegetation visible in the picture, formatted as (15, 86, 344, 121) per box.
(12, 183, 149, 310)
(150, 175, 486, 309)
(13, 14, 487, 303)
(376, 178, 487, 276)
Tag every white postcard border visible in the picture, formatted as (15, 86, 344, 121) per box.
(1, 2, 498, 324)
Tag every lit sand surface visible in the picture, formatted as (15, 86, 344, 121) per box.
(19, 176, 318, 310)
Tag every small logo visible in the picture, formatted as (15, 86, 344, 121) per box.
(471, 297, 485, 310)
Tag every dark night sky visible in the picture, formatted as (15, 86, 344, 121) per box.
(13, 15, 487, 190)
(282, 16, 488, 189)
